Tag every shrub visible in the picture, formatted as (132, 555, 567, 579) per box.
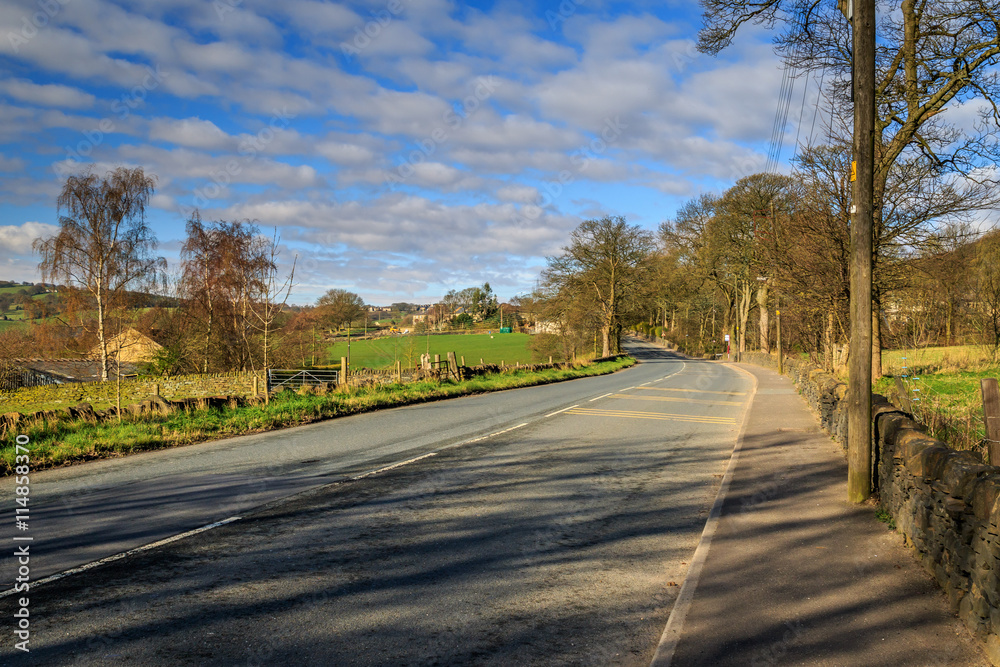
(527, 333, 564, 363)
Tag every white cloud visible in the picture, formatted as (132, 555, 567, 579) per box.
(496, 184, 540, 204)
(148, 117, 233, 150)
(316, 141, 377, 167)
(0, 153, 26, 172)
(0, 221, 59, 254)
(0, 79, 96, 109)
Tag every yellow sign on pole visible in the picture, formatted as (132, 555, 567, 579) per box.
(850, 160, 857, 182)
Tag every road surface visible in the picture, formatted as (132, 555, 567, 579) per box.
(1, 342, 751, 665)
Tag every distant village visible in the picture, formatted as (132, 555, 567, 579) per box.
(0, 280, 551, 391)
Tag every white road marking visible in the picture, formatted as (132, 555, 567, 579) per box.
(545, 404, 580, 418)
(589, 392, 613, 402)
(352, 452, 439, 480)
(0, 516, 244, 599)
(459, 423, 529, 445)
(3, 450, 452, 597)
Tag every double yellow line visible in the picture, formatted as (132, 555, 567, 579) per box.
(608, 393, 743, 406)
(634, 386, 746, 396)
(566, 407, 736, 425)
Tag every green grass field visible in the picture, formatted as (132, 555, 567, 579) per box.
(326, 332, 535, 369)
(0, 319, 28, 332)
(874, 345, 1000, 455)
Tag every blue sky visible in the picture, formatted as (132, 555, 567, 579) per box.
(0, 0, 811, 306)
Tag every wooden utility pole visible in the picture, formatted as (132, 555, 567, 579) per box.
(847, 0, 875, 503)
(981, 378, 1000, 465)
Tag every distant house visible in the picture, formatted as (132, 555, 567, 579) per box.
(88, 328, 163, 364)
(533, 320, 561, 335)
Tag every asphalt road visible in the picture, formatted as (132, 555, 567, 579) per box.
(1, 341, 752, 665)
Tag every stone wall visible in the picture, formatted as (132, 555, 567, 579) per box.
(0, 371, 265, 412)
(742, 351, 1000, 664)
(875, 403, 1000, 662)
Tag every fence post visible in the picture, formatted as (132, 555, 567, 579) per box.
(980, 378, 1000, 465)
(894, 377, 914, 415)
(395, 360, 401, 383)
(447, 352, 458, 379)
(340, 357, 348, 387)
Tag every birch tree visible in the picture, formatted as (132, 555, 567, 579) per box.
(34, 167, 165, 381)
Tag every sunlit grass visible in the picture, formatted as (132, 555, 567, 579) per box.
(325, 332, 535, 369)
(875, 347, 999, 456)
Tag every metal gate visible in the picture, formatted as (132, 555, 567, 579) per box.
(267, 369, 339, 392)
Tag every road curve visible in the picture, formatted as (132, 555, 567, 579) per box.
(2, 342, 680, 581)
(2, 342, 752, 665)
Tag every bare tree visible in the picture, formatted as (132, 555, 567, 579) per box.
(544, 216, 654, 357)
(975, 230, 1000, 356)
(700, 1, 1000, 373)
(248, 228, 296, 370)
(34, 167, 165, 381)
(317, 289, 366, 333)
(180, 216, 273, 372)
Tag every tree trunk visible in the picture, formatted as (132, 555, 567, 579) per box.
(825, 309, 834, 371)
(757, 283, 770, 353)
(601, 324, 611, 357)
(738, 280, 752, 358)
(97, 288, 108, 382)
(946, 300, 952, 347)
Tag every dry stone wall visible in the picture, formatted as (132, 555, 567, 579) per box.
(743, 351, 1000, 664)
(0, 371, 265, 412)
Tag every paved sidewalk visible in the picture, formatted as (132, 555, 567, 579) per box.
(657, 363, 988, 666)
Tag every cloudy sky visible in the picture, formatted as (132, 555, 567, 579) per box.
(0, 0, 817, 305)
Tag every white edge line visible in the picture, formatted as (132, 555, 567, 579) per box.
(3, 450, 450, 598)
(0, 516, 243, 599)
(352, 451, 439, 480)
(589, 392, 613, 402)
(545, 404, 579, 418)
(458, 422, 529, 446)
(639, 382, 651, 386)
(649, 363, 757, 667)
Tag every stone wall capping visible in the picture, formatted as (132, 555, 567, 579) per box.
(970, 478, 1000, 521)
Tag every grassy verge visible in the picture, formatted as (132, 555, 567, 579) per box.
(0, 356, 635, 475)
